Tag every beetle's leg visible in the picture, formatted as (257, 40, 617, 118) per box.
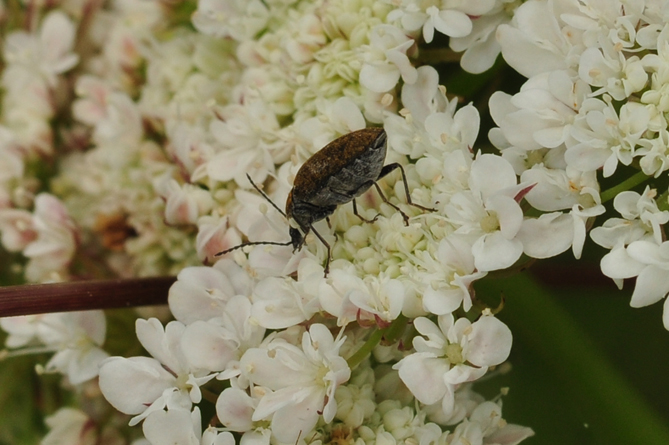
(310, 225, 332, 277)
(371, 182, 410, 226)
(323, 217, 341, 244)
(378, 163, 436, 212)
(352, 198, 380, 224)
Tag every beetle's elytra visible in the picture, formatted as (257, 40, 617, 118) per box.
(216, 127, 434, 275)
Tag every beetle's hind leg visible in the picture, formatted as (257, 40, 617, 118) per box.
(378, 163, 436, 213)
(352, 198, 380, 224)
(310, 224, 332, 277)
(371, 182, 410, 226)
(346, 178, 411, 226)
(324, 216, 340, 244)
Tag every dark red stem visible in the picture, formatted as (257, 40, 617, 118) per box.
(0, 277, 175, 317)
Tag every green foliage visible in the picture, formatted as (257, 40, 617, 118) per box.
(0, 344, 62, 444)
(475, 259, 669, 445)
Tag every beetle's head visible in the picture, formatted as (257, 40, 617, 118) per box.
(289, 226, 305, 251)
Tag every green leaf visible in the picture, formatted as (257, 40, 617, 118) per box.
(476, 270, 669, 445)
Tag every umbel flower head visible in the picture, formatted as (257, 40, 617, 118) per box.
(2, 0, 669, 444)
(88, 0, 532, 442)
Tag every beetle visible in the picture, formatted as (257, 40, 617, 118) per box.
(216, 127, 433, 275)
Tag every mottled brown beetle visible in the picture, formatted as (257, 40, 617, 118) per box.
(216, 127, 434, 275)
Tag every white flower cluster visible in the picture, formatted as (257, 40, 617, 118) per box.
(98, 260, 530, 444)
(87, 0, 536, 443)
(0, 310, 108, 384)
(0, 9, 80, 283)
(489, 0, 669, 328)
(4, 0, 669, 443)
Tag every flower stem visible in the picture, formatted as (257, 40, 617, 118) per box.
(477, 273, 669, 445)
(0, 277, 175, 317)
(347, 315, 408, 370)
(600, 171, 649, 203)
(201, 387, 219, 405)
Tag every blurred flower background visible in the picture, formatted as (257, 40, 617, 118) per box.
(1, 0, 669, 444)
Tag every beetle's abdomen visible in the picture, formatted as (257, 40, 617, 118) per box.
(315, 144, 385, 203)
(299, 128, 387, 207)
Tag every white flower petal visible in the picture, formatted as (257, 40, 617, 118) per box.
(98, 357, 175, 415)
(518, 213, 572, 259)
(143, 409, 200, 445)
(630, 265, 669, 308)
(136, 319, 186, 374)
(466, 316, 512, 367)
(359, 63, 400, 93)
(472, 233, 523, 272)
(487, 194, 523, 239)
(443, 363, 487, 385)
(269, 388, 323, 443)
(423, 286, 463, 315)
(216, 388, 255, 432)
(168, 266, 235, 324)
(395, 353, 448, 405)
(470, 154, 518, 199)
(600, 246, 645, 279)
(182, 321, 237, 372)
(433, 9, 472, 38)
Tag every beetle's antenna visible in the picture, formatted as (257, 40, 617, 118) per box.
(246, 173, 287, 218)
(215, 240, 293, 257)
(215, 175, 293, 258)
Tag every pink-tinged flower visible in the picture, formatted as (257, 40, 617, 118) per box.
(4, 11, 79, 86)
(0, 314, 43, 348)
(181, 295, 265, 374)
(166, 123, 215, 180)
(0, 138, 24, 183)
(143, 407, 202, 445)
(168, 259, 251, 324)
(250, 274, 321, 329)
(206, 98, 280, 187)
(2, 311, 108, 385)
(394, 314, 512, 416)
(314, 264, 404, 326)
(239, 324, 350, 443)
(0, 208, 37, 252)
(72, 76, 113, 126)
(196, 215, 242, 264)
(155, 178, 214, 226)
(99, 319, 216, 427)
(39, 311, 109, 385)
(42, 408, 123, 445)
(142, 406, 237, 445)
(216, 387, 257, 432)
(89, 92, 144, 147)
(23, 193, 78, 283)
(284, 13, 326, 64)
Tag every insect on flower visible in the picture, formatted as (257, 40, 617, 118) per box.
(216, 127, 434, 275)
